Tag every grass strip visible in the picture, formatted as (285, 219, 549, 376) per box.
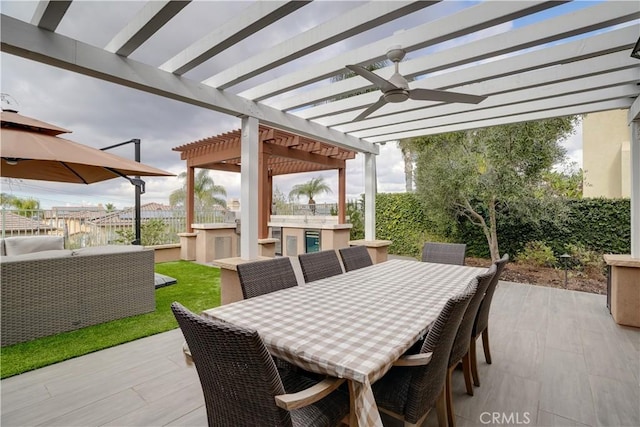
(1, 261, 220, 379)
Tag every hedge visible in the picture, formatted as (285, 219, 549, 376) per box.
(371, 194, 630, 259)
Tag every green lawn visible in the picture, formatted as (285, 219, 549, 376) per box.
(0, 261, 220, 379)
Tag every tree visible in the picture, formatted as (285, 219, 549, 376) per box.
(104, 203, 116, 212)
(289, 176, 332, 215)
(541, 163, 583, 199)
(169, 170, 227, 210)
(0, 193, 40, 217)
(398, 138, 418, 192)
(413, 117, 578, 262)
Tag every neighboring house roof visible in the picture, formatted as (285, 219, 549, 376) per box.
(91, 203, 182, 226)
(0, 211, 58, 232)
(44, 207, 109, 221)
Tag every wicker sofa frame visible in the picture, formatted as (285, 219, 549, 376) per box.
(1, 249, 155, 346)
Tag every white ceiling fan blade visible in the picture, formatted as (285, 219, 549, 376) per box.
(346, 65, 398, 93)
(353, 96, 388, 121)
(409, 88, 487, 104)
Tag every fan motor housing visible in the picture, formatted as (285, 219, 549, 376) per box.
(384, 89, 409, 103)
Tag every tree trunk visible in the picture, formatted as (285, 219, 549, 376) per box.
(487, 197, 500, 262)
(402, 147, 413, 192)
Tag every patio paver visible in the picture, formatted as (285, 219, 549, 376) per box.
(1, 281, 638, 427)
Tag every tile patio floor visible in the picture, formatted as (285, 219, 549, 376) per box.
(2, 281, 639, 427)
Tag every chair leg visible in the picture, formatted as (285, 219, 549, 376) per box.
(436, 387, 448, 427)
(470, 337, 480, 387)
(462, 352, 473, 396)
(446, 366, 456, 427)
(482, 328, 492, 364)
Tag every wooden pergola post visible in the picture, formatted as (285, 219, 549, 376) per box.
(186, 165, 195, 232)
(338, 167, 346, 224)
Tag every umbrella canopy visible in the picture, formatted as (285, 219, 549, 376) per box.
(1, 111, 173, 184)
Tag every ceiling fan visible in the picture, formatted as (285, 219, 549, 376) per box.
(346, 47, 487, 121)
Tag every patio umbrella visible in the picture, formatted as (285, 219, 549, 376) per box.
(0, 110, 173, 184)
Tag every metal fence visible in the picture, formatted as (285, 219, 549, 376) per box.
(0, 208, 226, 248)
(1, 204, 343, 247)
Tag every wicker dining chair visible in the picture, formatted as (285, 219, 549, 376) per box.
(470, 254, 510, 387)
(372, 279, 477, 427)
(236, 257, 298, 299)
(445, 265, 497, 427)
(171, 302, 350, 427)
(338, 246, 373, 272)
(422, 242, 467, 265)
(298, 250, 343, 283)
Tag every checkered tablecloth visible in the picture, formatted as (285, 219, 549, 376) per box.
(203, 259, 486, 426)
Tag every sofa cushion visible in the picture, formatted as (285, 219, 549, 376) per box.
(1, 249, 73, 262)
(0, 239, 5, 257)
(72, 245, 146, 256)
(4, 236, 64, 256)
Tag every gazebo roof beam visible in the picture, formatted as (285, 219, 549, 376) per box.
(0, 14, 377, 154)
(238, 1, 564, 102)
(105, 1, 190, 57)
(160, 1, 310, 75)
(202, 1, 437, 90)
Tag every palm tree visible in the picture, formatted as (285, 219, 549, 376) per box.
(398, 138, 418, 192)
(169, 170, 227, 210)
(289, 176, 332, 215)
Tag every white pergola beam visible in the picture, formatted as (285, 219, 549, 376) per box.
(240, 1, 563, 101)
(105, 1, 190, 57)
(203, 1, 436, 90)
(160, 1, 309, 75)
(353, 70, 639, 139)
(364, 153, 377, 241)
(279, 3, 638, 113)
(629, 92, 640, 123)
(295, 8, 639, 121)
(30, 0, 71, 31)
(333, 49, 639, 133)
(0, 14, 377, 155)
(365, 99, 634, 143)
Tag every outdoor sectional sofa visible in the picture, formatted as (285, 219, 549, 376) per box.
(0, 236, 155, 346)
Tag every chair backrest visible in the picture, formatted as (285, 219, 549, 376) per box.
(298, 250, 343, 283)
(338, 246, 373, 272)
(449, 264, 497, 366)
(403, 281, 476, 422)
(236, 257, 298, 299)
(421, 242, 467, 265)
(171, 302, 293, 427)
(474, 254, 510, 336)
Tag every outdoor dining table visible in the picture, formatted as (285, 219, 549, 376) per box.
(202, 258, 486, 426)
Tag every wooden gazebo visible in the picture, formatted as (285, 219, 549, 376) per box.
(173, 125, 357, 238)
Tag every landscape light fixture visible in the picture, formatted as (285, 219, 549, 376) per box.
(631, 37, 640, 60)
(559, 253, 572, 288)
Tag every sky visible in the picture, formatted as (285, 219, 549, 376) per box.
(0, 1, 584, 210)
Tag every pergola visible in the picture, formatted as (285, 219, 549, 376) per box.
(173, 125, 357, 238)
(1, 1, 639, 259)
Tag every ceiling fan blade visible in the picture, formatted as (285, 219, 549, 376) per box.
(409, 88, 487, 104)
(353, 96, 388, 122)
(346, 65, 398, 93)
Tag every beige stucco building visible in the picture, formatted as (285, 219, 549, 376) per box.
(583, 109, 631, 198)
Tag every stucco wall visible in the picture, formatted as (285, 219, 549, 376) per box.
(583, 109, 630, 198)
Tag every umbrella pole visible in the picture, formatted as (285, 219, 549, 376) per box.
(134, 140, 141, 246)
(101, 138, 142, 245)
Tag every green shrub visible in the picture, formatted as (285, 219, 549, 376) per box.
(516, 241, 556, 267)
(565, 243, 606, 277)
